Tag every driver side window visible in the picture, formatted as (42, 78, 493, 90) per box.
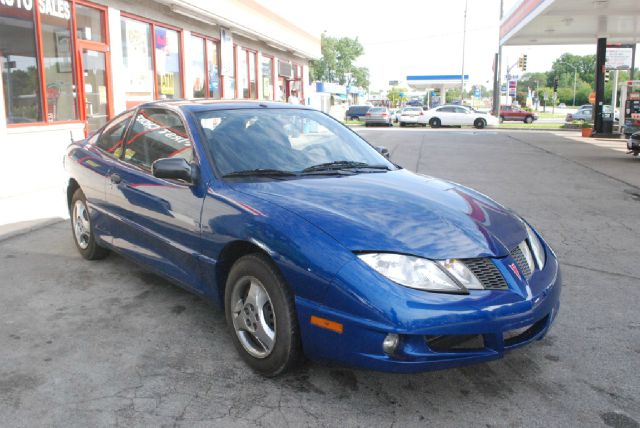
(123, 108, 194, 171)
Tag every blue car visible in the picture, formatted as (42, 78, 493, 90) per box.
(64, 101, 561, 376)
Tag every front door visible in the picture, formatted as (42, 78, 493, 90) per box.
(73, 2, 112, 133)
(78, 48, 110, 132)
(105, 107, 205, 291)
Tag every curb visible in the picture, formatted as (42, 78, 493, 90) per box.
(0, 218, 66, 243)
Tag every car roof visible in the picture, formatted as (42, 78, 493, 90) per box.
(137, 99, 314, 114)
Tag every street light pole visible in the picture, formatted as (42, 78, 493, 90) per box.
(460, 0, 468, 102)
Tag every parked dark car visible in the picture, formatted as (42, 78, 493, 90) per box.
(64, 101, 561, 376)
(345, 105, 371, 120)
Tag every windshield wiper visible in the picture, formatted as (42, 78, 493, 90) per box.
(223, 168, 298, 178)
(302, 161, 391, 173)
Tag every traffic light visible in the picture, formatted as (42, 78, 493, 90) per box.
(518, 55, 524, 69)
(522, 55, 527, 71)
(604, 70, 610, 82)
(553, 78, 558, 92)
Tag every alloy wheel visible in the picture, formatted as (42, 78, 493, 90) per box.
(230, 276, 276, 358)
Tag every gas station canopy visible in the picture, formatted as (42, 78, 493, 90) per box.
(500, 0, 640, 46)
(406, 75, 469, 90)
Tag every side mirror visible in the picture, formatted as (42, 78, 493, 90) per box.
(152, 158, 197, 183)
(374, 145, 390, 159)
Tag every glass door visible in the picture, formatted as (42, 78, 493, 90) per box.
(79, 49, 109, 131)
(73, 2, 111, 133)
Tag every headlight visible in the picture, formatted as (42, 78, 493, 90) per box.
(357, 253, 483, 294)
(524, 223, 546, 269)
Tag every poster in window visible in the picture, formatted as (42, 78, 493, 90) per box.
(125, 20, 153, 93)
(220, 28, 234, 77)
(55, 31, 72, 73)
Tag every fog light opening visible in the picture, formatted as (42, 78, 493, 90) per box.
(382, 333, 400, 356)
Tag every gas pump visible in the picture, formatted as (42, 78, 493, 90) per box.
(620, 80, 640, 139)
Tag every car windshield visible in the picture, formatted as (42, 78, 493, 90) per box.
(404, 107, 421, 112)
(196, 108, 395, 177)
(369, 108, 385, 113)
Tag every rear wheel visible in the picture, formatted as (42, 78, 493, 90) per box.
(429, 118, 441, 128)
(400, 122, 405, 127)
(499, 116, 505, 123)
(70, 188, 109, 260)
(225, 254, 301, 377)
(474, 118, 486, 129)
(524, 116, 534, 124)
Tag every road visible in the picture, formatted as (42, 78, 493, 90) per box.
(1, 129, 639, 427)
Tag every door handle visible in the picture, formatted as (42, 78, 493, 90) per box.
(110, 173, 122, 184)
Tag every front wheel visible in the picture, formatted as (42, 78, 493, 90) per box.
(70, 188, 109, 260)
(474, 118, 486, 129)
(499, 116, 505, 123)
(225, 254, 302, 377)
(429, 118, 441, 128)
(524, 116, 534, 124)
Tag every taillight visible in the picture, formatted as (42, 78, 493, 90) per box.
(383, 113, 388, 117)
(419, 112, 424, 115)
(365, 113, 371, 116)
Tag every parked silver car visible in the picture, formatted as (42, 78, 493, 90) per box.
(364, 107, 393, 127)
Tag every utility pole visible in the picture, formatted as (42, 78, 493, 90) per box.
(492, 0, 504, 115)
(460, 0, 468, 102)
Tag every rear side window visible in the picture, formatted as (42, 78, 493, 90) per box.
(123, 108, 193, 170)
(94, 111, 135, 156)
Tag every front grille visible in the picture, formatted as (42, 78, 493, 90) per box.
(510, 243, 532, 278)
(426, 334, 485, 352)
(463, 258, 508, 290)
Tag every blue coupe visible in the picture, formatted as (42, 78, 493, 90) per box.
(64, 101, 561, 376)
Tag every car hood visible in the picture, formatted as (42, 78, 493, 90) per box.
(229, 169, 526, 260)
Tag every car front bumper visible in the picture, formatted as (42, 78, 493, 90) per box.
(296, 251, 561, 373)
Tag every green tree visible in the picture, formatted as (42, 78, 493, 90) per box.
(548, 53, 596, 88)
(309, 33, 370, 90)
(387, 87, 408, 107)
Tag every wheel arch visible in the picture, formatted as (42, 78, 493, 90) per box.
(215, 240, 278, 307)
(67, 178, 80, 212)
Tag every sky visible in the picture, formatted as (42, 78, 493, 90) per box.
(261, 0, 602, 91)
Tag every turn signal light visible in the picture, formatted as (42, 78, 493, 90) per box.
(310, 315, 344, 334)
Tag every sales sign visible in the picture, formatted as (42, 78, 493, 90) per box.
(606, 46, 633, 70)
(508, 80, 517, 97)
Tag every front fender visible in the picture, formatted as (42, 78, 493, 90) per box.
(199, 184, 354, 305)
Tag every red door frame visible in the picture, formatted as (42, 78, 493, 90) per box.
(73, 1, 113, 135)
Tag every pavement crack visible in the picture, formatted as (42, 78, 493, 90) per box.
(562, 261, 640, 281)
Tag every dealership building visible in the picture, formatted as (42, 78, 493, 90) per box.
(0, 0, 320, 151)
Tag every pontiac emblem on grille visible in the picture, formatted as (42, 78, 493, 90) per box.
(509, 263, 522, 280)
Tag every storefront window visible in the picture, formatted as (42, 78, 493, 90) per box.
(155, 26, 182, 99)
(121, 17, 153, 107)
(261, 56, 273, 100)
(190, 35, 205, 98)
(248, 51, 256, 99)
(41, 10, 78, 121)
(206, 40, 221, 99)
(238, 48, 248, 99)
(75, 4, 104, 43)
(0, 4, 43, 123)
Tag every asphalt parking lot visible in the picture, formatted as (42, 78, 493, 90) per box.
(1, 129, 639, 427)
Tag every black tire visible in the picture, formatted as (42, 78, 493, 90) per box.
(400, 122, 405, 127)
(224, 253, 301, 377)
(524, 116, 534, 124)
(70, 188, 109, 260)
(364, 123, 369, 127)
(430, 118, 441, 128)
(421, 123, 427, 127)
(474, 118, 486, 129)
(499, 116, 505, 123)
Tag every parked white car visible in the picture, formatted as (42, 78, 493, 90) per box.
(420, 105, 499, 129)
(399, 107, 425, 127)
